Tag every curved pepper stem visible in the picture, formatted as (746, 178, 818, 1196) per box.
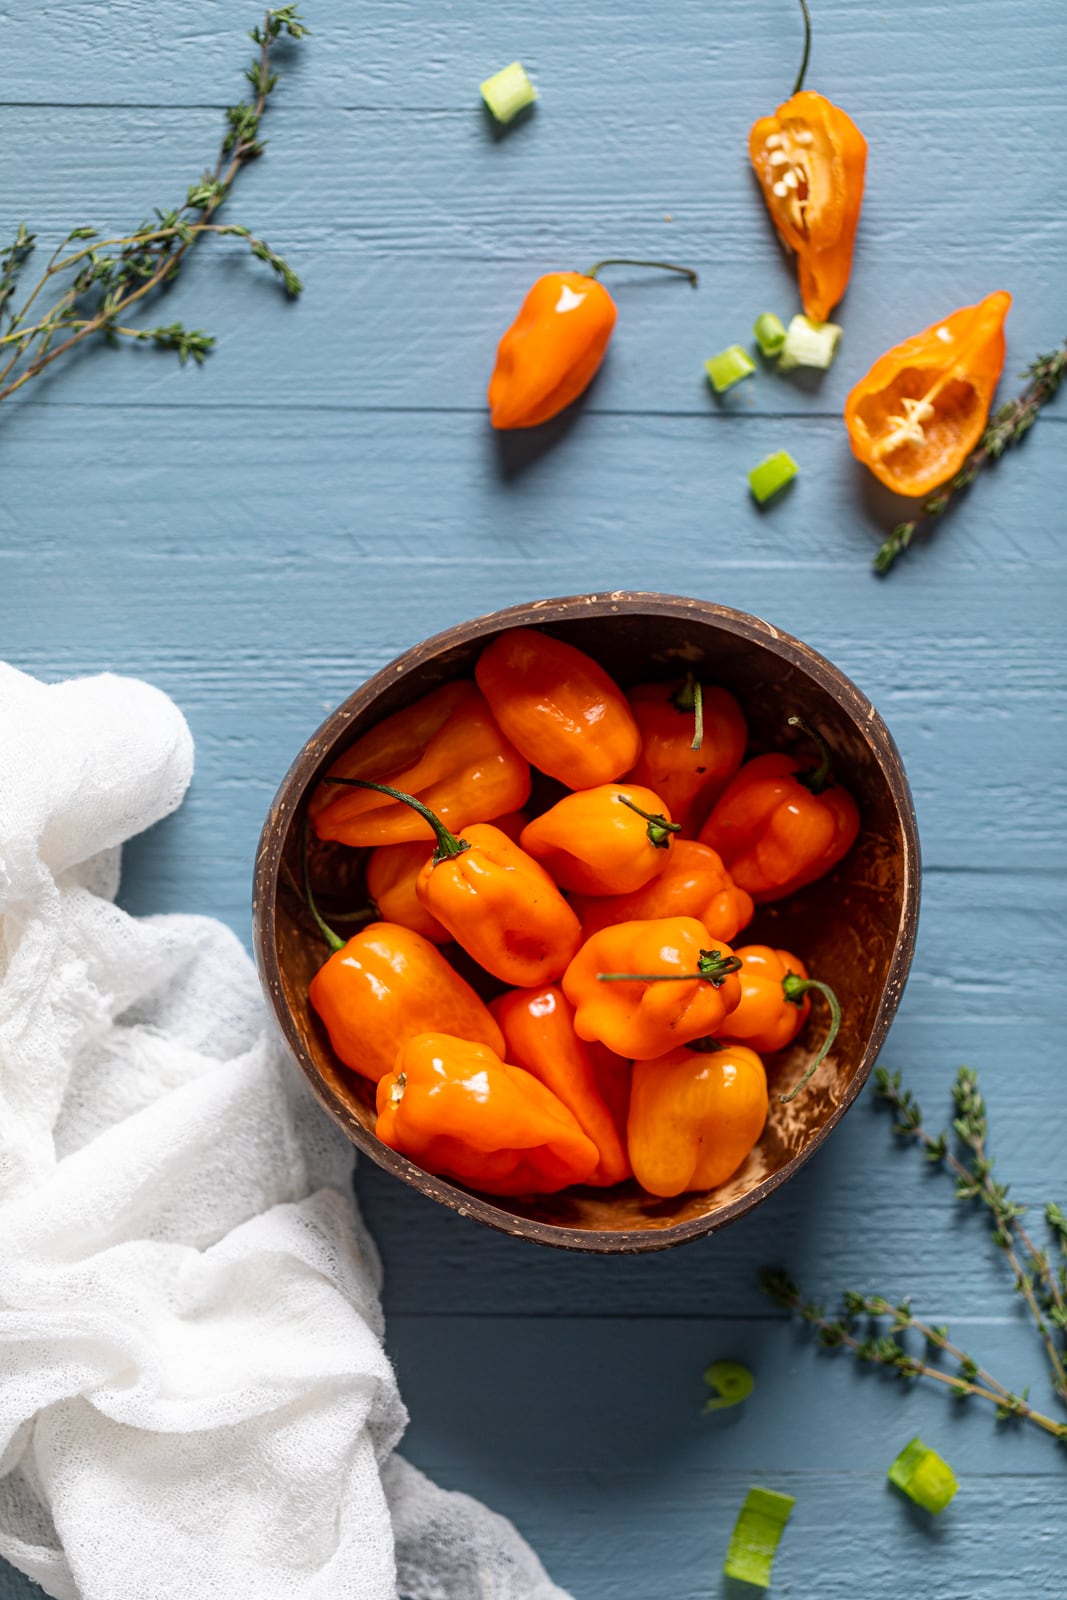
(584, 258, 699, 288)
(302, 816, 345, 954)
(777, 974, 842, 1102)
(793, 0, 812, 96)
(323, 776, 471, 866)
(616, 792, 682, 849)
(787, 715, 835, 795)
(672, 671, 705, 752)
(596, 950, 743, 987)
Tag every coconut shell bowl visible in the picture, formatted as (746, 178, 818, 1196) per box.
(252, 593, 920, 1253)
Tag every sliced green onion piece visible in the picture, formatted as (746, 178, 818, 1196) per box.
(887, 1438, 958, 1514)
(778, 313, 843, 371)
(723, 1486, 795, 1589)
(703, 1360, 754, 1412)
(705, 344, 756, 393)
(748, 450, 798, 503)
(480, 62, 538, 123)
(753, 312, 787, 357)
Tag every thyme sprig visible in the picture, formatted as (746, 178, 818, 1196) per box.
(0, 6, 307, 407)
(874, 341, 1067, 575)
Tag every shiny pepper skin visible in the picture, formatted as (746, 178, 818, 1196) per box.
(624, 678, 747, 836)
(718, 946, 812, 1053)
(365, 841, 447, 943)
(521, 782, 678, 897)
(562, 917, 742, 1061)
(570, 839, 754, 947)
(488, 272, 618, 430)
(376, 1032, 600, 1195)
(492, 986, 631, 1185)
(310, 680, 530, 848)
(749, 90, 867, 323)
(627, 1043, 768, 1197)
(843, 292, 1012, 497)
(475, 628, 641, 789)
(309, 922, 504, 1082)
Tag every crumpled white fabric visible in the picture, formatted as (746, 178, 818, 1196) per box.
(0, 663, 570, 1600)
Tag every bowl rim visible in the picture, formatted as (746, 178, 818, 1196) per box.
(252, 591, 921, 1253)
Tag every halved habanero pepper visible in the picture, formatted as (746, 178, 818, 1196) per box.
(492, 985, 631, 1185)
(701, 717, 859, 902)
(843, 291, 1011, 497)
(624, 674, 748, 836)
(718, 944, 842, 1102)
(376, 1032, 600, 1195)
(570, 839, 754, 947)
(475, 628, 641, 789)
(310, 680, 530, 848)
(520, 782, 680, 896)
(562, 917, 742, 1061)
(627, 1040, 768, 1197)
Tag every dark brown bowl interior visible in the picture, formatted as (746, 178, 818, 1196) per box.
(253, 593, 920, 1252)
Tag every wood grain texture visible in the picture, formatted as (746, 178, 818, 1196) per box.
(2, 0, 1064, 1594)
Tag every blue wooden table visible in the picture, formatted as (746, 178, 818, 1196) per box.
(2, 2, 1064, 1594)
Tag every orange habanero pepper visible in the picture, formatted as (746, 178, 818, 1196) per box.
(488, 259, 697, 430)
(492, 985, 631, 1185)
(701, 717, 859, 902)
(843, 291, 1012, 497)
(475, 628, 641, 789)
(376, 1033, 600, 1195)
(718, 944, 842, 1102)
(310, 680, 530, 848)
(365, 841, 448, 943)
(628, 1041, 768, 1197)
(749, 3, 867, 323)
(562, 917, 742, 1061)
(309, 921, 504, 1083)
(570, 839, 754, 947)
(521, 782, 680, 897)
(624, 674, 748, 836)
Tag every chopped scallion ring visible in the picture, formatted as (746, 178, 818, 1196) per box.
(753, 312, 787, 358)
(703, 1360, 754, 1412)
(748, 450, 798, 503)
(705, 344, 756, 393)
(480, 62, 538, 123)
(723, 1486, 795, 1588)
(779, 313, 843, 371)
(887, 1438, 958, 1514)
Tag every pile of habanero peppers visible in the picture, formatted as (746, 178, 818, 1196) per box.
(304, 629, 858, 1201)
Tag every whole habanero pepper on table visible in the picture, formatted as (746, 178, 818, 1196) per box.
(324, 778, 582, 988)
(624, 674, 748, 836)
(570, 838, 754, 946)
(749, 0, 867, 323)
(700, 716, 859, 902)
(520, 782, 681, 896)
(492, 985, 631, 1186)
(475, 628, 642, 789)
(843, 291, 1012, 497)
(488, 258, 698, 430)
(627, 1040, 768, 1198)
(562, 917, 742, 1060)
(310, 680, 530, 848)
(376, 1033, 600, 1196)
(717, 945, 842, 1103)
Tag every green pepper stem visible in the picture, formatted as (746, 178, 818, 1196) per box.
(793, 0, 812, 95)
(616, 792, 682, 849)
(302, 816, 345, 953)
(597, 949, 742, 988)
(584, 258, 699, 288)
(787, 714, 835, 795)
(778, 975, 842, 1102)
(672, 672, 705, 752)
(323, 776, 470, 865)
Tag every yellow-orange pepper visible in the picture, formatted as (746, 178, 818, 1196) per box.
(843, 292, 1011, 497)
(365, 841, 447, 943)
(521, 783, 680, 897)
(570, 838, 754, 947)
(376, 1033, 600, 1195)
(701, 717, 859, 902)
(627, 1042, 768, 1197)
(562, 917, 742, 1060)
(492, 986, 631, 1186)
(310, 680, 530, 848)
(718, 944, 841, 1102)
(624, 675, 748, 836)
(475, 628, 641, 789)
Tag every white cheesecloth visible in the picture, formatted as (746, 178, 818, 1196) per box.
(0, 662, 571, 1600)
